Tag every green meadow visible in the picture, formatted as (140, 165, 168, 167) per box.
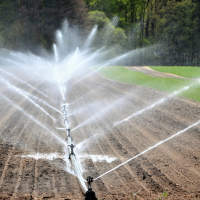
(150, 67, 200, 78)
(98, 66, 200, 102)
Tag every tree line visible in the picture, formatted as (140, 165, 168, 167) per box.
(85, 0, 200, 66)
(0, 0, 200, 65)
(0, 0, 90, 52)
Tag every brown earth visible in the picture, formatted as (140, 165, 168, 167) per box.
(0, 67, 200, 200)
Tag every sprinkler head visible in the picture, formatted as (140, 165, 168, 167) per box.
(62, 104, 68, 112)
(68, 144, 76, 158)
(84, 176, 98, 200)
(66, 128, 71, 133)
(87, 176, 93, 189)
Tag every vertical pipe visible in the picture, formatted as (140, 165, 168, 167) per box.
(62, 104, 87, 194)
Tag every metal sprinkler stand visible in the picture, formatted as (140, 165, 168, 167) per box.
(84, 176, 98, 200)
(61, 103, 88, 195)
(62, 104, 98, 199)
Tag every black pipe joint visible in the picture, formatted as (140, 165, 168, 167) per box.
(66, 128, 71, 133)
(84, 189, 98, 200)
(62, 107, 67, 113)
(68, 144, 76, 159)
(84, 176, 98, 200)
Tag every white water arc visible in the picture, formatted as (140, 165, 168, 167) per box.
(83, 25, 98, 49)
(7, 51, 54, 81)
(115, 85, 194, 125)
(67, 47, 79, 81)
(0, 93, 66, 146)
(0, 68, 48, 97)
(23, 90, 62, 114)
(71, 95, 126, 132)
(4, 58, 47, 80)
(53, 43, 59, 62)
(54, 66, 65, 101)
(75, 84, 197, 151)
(56, 30, 63, 45)
(94, 119, 200, 181)
(53, 42, 66, 101)
(0, 77, 55, 120)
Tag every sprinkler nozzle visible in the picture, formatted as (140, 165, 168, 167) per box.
(84, 176, 98, 200)
(87, 176, 93, 189)
(62, 103, 69, 113)
(68, 144, 76, 158)
(66, 128, 71, 133)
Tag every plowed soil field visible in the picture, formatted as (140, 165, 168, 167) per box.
(0, 67, 200, 200)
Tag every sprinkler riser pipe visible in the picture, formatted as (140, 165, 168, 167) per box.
(67, 135, 87, 194)
(65, 122, 70, 130)
(71, 154, 87, 194)
(62, 104, 88, 195)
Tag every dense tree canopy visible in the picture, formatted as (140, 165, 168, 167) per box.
(85, 0, 200, 65)
(0, 0, 89, 51)
(0, 0, 200, 65)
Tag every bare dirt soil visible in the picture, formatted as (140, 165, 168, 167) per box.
(0, 67, 200, 200)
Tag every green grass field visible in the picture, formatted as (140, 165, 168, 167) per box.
(98, 66, 200, 102)
(150, 66, 200, 78)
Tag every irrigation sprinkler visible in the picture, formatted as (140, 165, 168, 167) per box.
(68, 144, 76, 158)
(61, 104, 98, 199)
(62, 104, 70, 129)
(84, 176, 98, 200)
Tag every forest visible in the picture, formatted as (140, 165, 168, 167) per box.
(0, 0, 200, 65)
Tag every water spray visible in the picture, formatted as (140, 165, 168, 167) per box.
(0, 68, 48, 97)
(83, 25, 98, 49)
(75, 82, 199, 152)
(94, 118, 200, 181)
(115, 84, 196, 125)
(0, 93, 66, 146)
(4, 57, 50, 81)
(55, 67, 65, 101)
(0, 77, 56, 120)
(72, 63, 110, 85)
(23, 90, 62, 114)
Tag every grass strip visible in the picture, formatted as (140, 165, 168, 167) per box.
(98, 66, 200, 102)
(150, 66, 200, 78)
